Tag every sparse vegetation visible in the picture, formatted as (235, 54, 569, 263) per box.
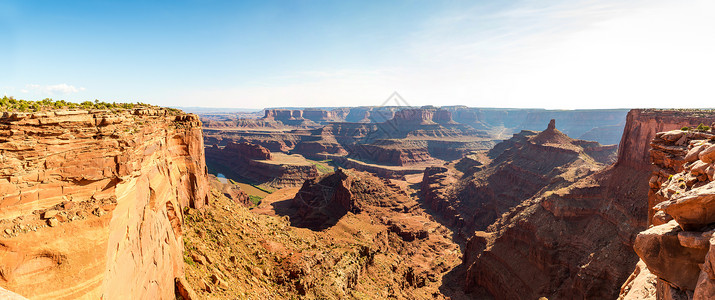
(249, 195, 263, 206)
(0, 96, 152, 112)
(183, 254, 195, 267)
(680, 123, 711, 132)
(307, 159, 335, 174)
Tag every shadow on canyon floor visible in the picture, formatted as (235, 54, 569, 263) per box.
(270, 198, 346, 231)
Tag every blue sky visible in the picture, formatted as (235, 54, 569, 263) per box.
(2, 0, 714, 109)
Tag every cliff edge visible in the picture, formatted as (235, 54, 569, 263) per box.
(0, 108, 207, 299)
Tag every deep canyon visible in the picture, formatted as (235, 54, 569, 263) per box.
(1, 105, 713, 299)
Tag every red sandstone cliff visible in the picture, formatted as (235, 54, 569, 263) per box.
(0, 108, 207, 299)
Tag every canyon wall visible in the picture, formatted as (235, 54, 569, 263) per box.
(0, 108, 207, 299)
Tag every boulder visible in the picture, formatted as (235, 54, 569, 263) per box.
(661, 130, 685, 142)
(701, 144, 715, 164)
(175, 277, 198, 300)
(634, 221, 707, 290)
(656, 181, 715, 229)
(686, 144, 708, 163)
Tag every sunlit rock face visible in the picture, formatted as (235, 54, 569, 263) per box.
(0, 108, 208, 299)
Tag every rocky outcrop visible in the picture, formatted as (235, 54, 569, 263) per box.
(0, 108, 207, 299)
(290, 169, 356, 229)
(392, 109, 438, 125)
(302, 109, 339, 123)
(421, 167, 462, 228)
(292, 140, 348, 159)
(617, 110, 715, 170)
(621, 125, 715, 298)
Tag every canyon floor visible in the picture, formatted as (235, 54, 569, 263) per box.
(182, 172, 471, 299)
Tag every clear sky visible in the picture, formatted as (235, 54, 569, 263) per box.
(2, 0, 714, 109)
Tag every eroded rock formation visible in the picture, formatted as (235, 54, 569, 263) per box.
(0, 108, 207, 299)
(290, 169, 355, 229)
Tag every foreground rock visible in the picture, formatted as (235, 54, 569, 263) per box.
(0, 108, 207, 299)
(622, 123, 715, 298)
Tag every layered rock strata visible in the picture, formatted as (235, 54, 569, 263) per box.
(0, 108, 207, 299)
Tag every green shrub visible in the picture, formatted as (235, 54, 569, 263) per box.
(0, 96, 152, 112)
(183, 254, 195, 266)
(249, 195, 263, 206)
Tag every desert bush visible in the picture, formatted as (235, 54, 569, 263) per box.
(0, 96, 150, 112)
